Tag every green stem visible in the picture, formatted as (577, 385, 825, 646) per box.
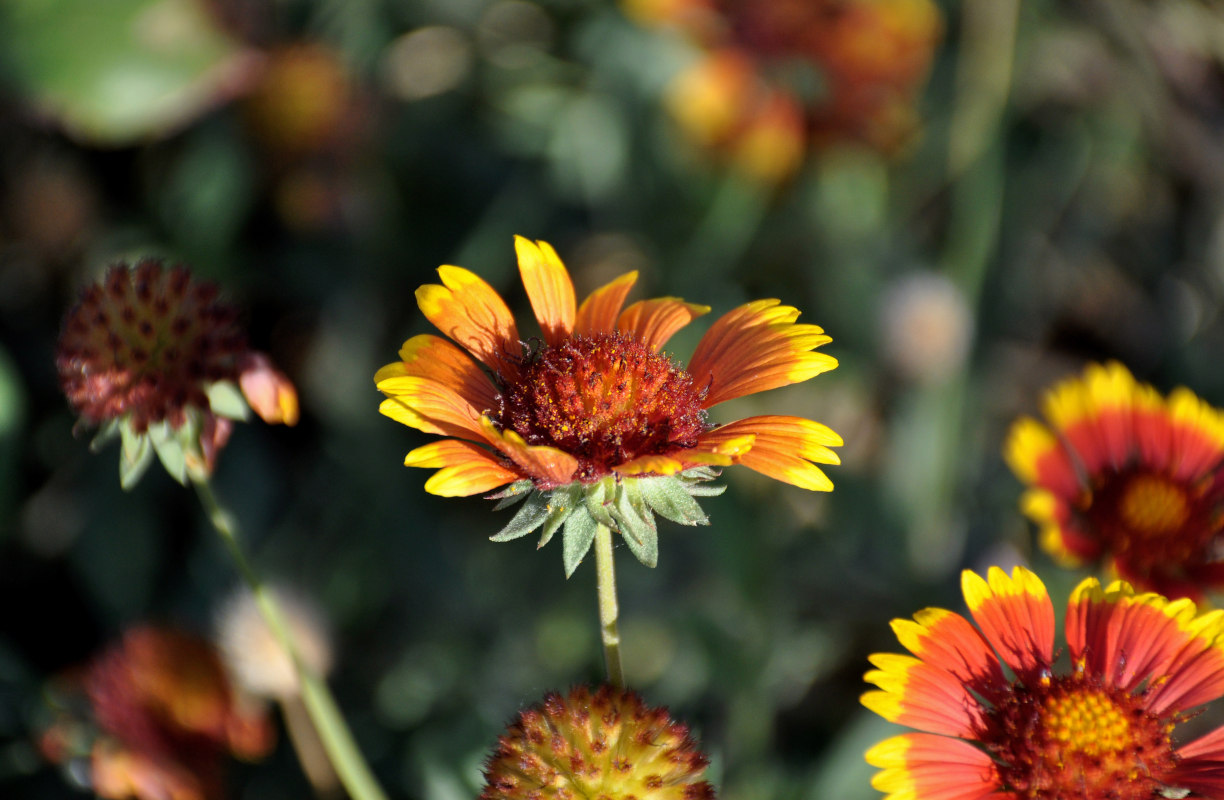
(594, 523, 624, 688)
(193, 478, 389, 800)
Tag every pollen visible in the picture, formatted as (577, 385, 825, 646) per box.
(497, 332, 709, 481)
(985, 674, 1177, 800)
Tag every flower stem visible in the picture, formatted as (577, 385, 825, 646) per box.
(594, 523, 624, 688)
(193, 478, 389, 800)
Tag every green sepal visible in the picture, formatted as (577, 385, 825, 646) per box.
(639, 475, 710, 526)
(490, 490, 551, 542)
(489, 480, 533, 511)
(206, 380, 250, 421)
(537, 484, 582, 550)
(89, 418, 121, 454)
(118, 423, 154, 490)
(562, 508, 598, 578)
(148, 420, 188, 486)
(612, 482, 658, 567)
(583, 478, 617, 529)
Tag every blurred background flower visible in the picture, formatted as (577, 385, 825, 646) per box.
(4, 0, 1224, 798)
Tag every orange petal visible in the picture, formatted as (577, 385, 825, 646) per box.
(961, 567, 1054, 680)
(890, 608, 1007, 700)
(479, 416, 578, 488)
(865, 734, 1000, 800)
(616, 298, 710, 351)
(688, 299, 836, 407)
(416, 265, 520, 377)
(403, 440, 521, 496)
(376, 334, 500, 415)
(377, 378, 485, 441)
(574, 271, 638, 336)
(613, 454, 686, 476)
(701, 415, 840, 491)
(515, 236, 576, 347)
(862, 653, 985, 737)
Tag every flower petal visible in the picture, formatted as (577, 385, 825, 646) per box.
(574, 271, 638, 336)
(613, 454, 686, 476)
(404, 440, 521, 496)
(687, 299, 837, 408)
(616, 298, 710, 352)
(478, 416, 578, 488)
(377, 377, 485, 441)
(416, 265, 520, 376)
(890, 607, 1007, 700)
(1171, 726, 1224, 800)
(1003, 416, 1082, 501)
(701, 415, 840, 491)
(862, 653, 985, 737)
(376, 334, 500, 414)
(961, 566, 1054, 679)
(515, 236, 576, 347)
(865, 734, 1000, 800)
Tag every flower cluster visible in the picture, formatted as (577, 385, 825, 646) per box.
(56, 260, 298, 487)
(863, 566, 1224, 800)
(40, 627, 273, 800)
(623, 0, 942, 181)
(480, 685, 716, 800)
(376, 236, 840, 572)
(1006, 361, 1224, 601)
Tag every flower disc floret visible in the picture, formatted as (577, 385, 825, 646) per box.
(1005, 361, 1224, 601)
(862, 566, 1224, 800)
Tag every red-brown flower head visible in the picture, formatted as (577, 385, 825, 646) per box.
(481, 685, 716, 800)
(57, 260, 298, 485)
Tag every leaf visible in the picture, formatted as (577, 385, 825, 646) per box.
(639, 476, 710, 525)
(613, 483, 658, 567)
(562, 509, 598, 578)
(490, 490, 550, 542)
(118, 426, 153, 490)
(490, 480, 533, 510)
(148, 420, 189, 485)
(537, 484, 581, 550)
(206, 380, 250, 421)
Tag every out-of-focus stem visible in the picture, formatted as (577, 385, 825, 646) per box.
(594, 523, 625, 688)
(193, 478, 389, 800)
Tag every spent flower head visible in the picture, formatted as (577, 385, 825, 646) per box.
(57, 259, 298, 488)
(481, 685, 716, 800)
(376, 236, 840, 574)
(863, 566, 1224, 800)
(1006, 361, 1224, 601)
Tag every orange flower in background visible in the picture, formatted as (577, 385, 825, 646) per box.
(1006, 361, 1224, 601)
(57, 260, 298, 486)
(376, 236, 839, 571)
(629, 0, 942, 179)
(863, 566, 1224, 800)
(42, 627, 273, 800)
(480, 685, 716, 799)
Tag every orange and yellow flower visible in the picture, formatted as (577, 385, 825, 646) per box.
(626, 0, 942, 180)
(863, 566, 1224, 800)
(376, 236, 839, 569)
(1005, 361, 1224, 601)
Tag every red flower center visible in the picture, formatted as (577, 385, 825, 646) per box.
(983, 673, 1177, 800)
(496, 332, 708, 482)
(1084, 468, 1223, 578)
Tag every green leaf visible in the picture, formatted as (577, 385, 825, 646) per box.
(537, 484, 581, 550)
(118, 425, 153, 490)
(640, 476, 710, 525)
(561, 509, 598, 578)
(490, 490, 550, 542)
(148, 420, 187, 485)
(613, 483, 658, 567)
(490, 480, 533, 510)
(206, 380, 250, 421)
